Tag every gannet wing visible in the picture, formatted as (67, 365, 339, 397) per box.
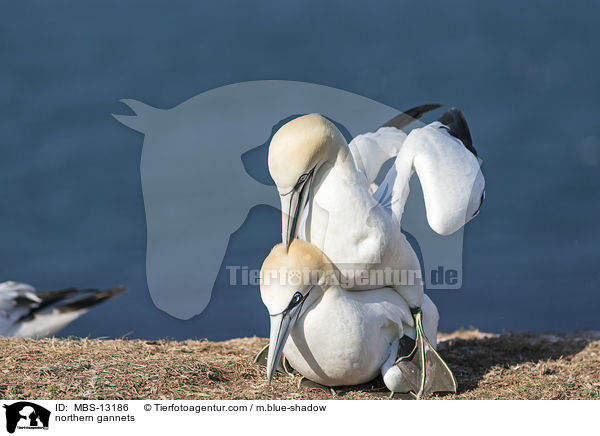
(374, 108, 485, 235)
(1, 284, 126, 338)
(349, 104, 442, 186)
(349, 127, 408, 187)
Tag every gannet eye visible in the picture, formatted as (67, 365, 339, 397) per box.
(290, 291, 303, 306)
(294, 173, 309, 189)
(293, 165, 317, 191)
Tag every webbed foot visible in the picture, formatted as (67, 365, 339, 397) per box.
(389, 391, 418, 400)
(253, 343, 270, 365)
(253, 344, 295, 375)
(395, 308, 457, 399)
(298, 376, 336, 396)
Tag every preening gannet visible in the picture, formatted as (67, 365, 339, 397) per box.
(268, 107, 483, 396)
(0, 281, 126, 338)
(260, 240, 454, 395)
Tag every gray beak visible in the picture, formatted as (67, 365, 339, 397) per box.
(266, 310, 296, 383)
(281, 171, 313, 252)
(266, 289, 312, 382)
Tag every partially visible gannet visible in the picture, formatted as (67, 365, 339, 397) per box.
(260, 240, 454, 395)
(0, 281, 126, 338)
(268, 108, 483, 396)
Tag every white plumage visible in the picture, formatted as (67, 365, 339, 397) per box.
(260, 240, 440, 393)
(373, 121, 484, 235)
(264, 106, 484, 396)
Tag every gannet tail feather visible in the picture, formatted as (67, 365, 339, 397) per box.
(50, 286, 126, 314)
(14, 286, 125, 324)
(28, 288, 93, 313)
(437, 107, 476, 156)
(381, 103, 442, 130)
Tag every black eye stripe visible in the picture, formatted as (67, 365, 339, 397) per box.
(289, 292, 303, 307)
(275, 292, 304, 319)
(293, 166, 316, 191)
(294, 174, 309, 190)
(268, 286, 314, 318)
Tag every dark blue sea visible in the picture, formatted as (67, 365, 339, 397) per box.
(1, 1, 599, 340)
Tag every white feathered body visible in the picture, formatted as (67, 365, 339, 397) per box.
(306, 146, 423, 306)
(283, 287, 439, 387)
(301, 121, 484, 307)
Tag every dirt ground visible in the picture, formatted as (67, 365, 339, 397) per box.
(1, 330, 598, 400)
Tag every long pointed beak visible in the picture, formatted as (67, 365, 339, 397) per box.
(266, 306, 301, 383)
(280, 178, 311, 252)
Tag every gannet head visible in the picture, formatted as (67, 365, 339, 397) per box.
(260, 239, 333, 382)
(268, 114, 347, 251)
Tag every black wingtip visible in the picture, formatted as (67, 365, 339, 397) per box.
(438, 108, 477, 156)
(381, 103, 443, 130)
(14, 286, 127, 324)
(56, 286, 127, 313)
(472, 190, 485, 218)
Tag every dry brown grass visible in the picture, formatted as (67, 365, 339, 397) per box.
(1, 331, 598, 400)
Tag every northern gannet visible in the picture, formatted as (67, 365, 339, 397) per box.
(268, 108, 483, 396)
(0, 281, 126, 338)
(260, 240, 454, 395)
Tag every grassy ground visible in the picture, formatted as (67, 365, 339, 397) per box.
(1, 331, 598, 400)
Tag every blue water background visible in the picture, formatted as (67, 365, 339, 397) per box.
(1, 1, 599, 339)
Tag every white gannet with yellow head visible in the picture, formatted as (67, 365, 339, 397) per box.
(260, 240, 453, 394)
(268, 108, 483, 396)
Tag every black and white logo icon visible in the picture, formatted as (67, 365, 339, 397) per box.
(3, 402, 50, 434)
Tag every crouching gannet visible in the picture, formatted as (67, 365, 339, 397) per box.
(0, 281, 126, 338)
(268, 108, 482, 396)
(260, 240, 455, 396)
